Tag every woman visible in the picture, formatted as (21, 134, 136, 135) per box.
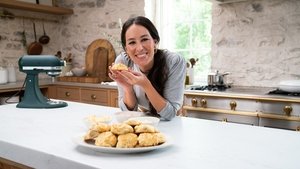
(109, 16, 186, 120)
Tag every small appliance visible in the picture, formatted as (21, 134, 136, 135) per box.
(17, 55, 68, 108)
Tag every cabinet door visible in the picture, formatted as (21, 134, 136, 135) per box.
(0, 157, 32, 169)
(259, 100, 300, 116)
(56, 86, 80, 101)
(109, 89, 118, 107)
(81, 88, 108, 106)
(47, 85, 57, 99)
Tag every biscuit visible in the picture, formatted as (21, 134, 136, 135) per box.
(111, 123, 134, 135)
(94, 131, 117, 147)
(153, 132, 166, 145)
(124, 119, 142, 127)
(138, 133, 156, 147)
(116, 133, 138, 148)
(84, 130, 99, 141)
(91, 123, 110, 133)
(111, 63, 128, 71)
(134, 124, 157, 133)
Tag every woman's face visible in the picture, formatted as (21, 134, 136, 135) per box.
(125, 24, 156, 73)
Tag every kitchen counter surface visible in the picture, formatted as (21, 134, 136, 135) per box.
(0, 101, 300, 169)
(0, 78, 117, 92)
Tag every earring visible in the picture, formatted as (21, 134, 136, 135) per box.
(154, 45, 157, 54)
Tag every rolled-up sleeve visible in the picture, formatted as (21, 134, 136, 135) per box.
(158, 53, 186, 120)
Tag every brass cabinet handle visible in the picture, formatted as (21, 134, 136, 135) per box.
(283, 105, 293, 116)
(65, 92, 70, 97)
(222, 118, 228, 122)
(230, 101, 237, 111)
(91, 94, 97, 100)
(296, 126, 300, 132)
(200, 98, 207, 108)
(191, 98, 197, 107)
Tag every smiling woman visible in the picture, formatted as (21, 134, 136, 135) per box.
(109, 16, 186, 121)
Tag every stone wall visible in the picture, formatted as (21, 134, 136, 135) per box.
(0, 0, 144, 81)
(1, 0, 299, 87)
(211, 0, 300, 87)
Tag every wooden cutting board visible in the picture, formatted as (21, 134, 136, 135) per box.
(57, 39, 116, 83)
(85, 39, 116, 82)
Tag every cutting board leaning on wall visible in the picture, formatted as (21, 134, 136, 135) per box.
(57, 39, 116, 83)
(85, 39, 116, 82)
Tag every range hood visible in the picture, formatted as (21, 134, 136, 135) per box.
(211, 0, 249, 4)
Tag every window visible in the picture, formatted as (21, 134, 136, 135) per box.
(145, 0, 212, 84)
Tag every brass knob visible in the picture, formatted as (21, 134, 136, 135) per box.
(200, 98, 207, 108)
(296, 126, 300, 131)
(65, 92, 70, 97)
(191, 98, 197, 107)
(230, 101, 237, 111)
(222, 118, 228, 122)
(283, 105, 293, 116)
(91, 94, 97, 100)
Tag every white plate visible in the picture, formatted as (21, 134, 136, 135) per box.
(73, 135, 172, 154)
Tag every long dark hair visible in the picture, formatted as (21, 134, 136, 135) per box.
(121, 16, 168, 116)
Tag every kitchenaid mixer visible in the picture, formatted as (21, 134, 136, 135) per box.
(17, 55, 68, 108)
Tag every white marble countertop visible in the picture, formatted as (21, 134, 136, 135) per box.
(0, 101, 300, 169)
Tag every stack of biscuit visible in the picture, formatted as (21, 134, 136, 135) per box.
(84, 119, 166, 148)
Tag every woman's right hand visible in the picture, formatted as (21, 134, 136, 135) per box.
(109, 65, 132, 90)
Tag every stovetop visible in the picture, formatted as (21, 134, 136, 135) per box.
(190, 85, 231, 91)
(187, 85, 300, 98)
(268, 89, 300, 97)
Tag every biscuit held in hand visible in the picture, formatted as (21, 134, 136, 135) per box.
(111, 63, 128, 71)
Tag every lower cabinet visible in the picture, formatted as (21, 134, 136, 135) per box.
(47, 85, 118, 107)
(0, 157, 32, 169)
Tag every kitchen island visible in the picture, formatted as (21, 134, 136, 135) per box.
(0, 101, 300, 169)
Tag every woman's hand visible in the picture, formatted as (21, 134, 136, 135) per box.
(118, 70, 149, 88)
(109, 65, 132, 89)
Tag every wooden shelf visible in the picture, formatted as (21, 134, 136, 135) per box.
(0, 0, 73, 15)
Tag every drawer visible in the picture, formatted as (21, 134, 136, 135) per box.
(259, 117, 300, 131)
(259, 101, 300, 116)
(187, 110, 259, 126)
(184, 95, 259, 112)
(81, 88, 108, 105)
(56, 87, 80, 101)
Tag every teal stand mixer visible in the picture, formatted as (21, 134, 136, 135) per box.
(17, 55, 68, 108)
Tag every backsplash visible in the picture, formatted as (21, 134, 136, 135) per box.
(211, 0, 300, 87)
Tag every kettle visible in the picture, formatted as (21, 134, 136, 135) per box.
(0, 67, 8, 84)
